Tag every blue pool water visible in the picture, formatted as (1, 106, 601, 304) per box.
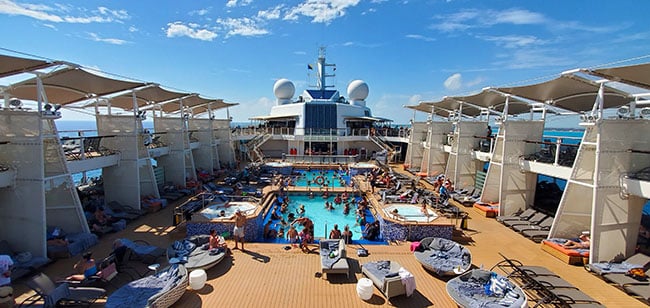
(265, 193, 373, 241)
(292, 169, 351, 188)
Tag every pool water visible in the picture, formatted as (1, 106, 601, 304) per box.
(292, 169, 351, 188)
(266, 194, 372, 240)
(383, 204, 438, 223)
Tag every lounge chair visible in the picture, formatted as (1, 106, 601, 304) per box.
(503, 212, 547, 228)
(491, 253, 560, 279)
(361, 260, 412, 298)
(61, 254, 121, 289)
(623, 284, 650, 302)
(602, 268, 650, 287)
(319, 239, 350, 279)
(23, 272, 105, 308)
(496, 208, 537, 223)
(0, 240, 51, 281)
(512, 216, 553, 233)
(414, 237, 472, 276)
(446, 269, 527, 308)
(119, 238, 166, 264)
(541, 288, 603, 306)
(105, 264, 188, 308)
(587, 253, 650, 275)
(107, 201, 147, 217)
(166, 235, 226, 271)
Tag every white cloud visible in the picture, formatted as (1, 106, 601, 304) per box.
(405, 34, 436, 42)
(217, 17, 269, 38)
(444, 73, 462, 91)
(431, 8, 546, 32)
(257, 5, 283, 20)
(408, 94, 422, 104)
(226, 0, 253, 8)
(165, 22, 217, 41)
(480, 35, 545, 48)
(190, 8, 210, 16)
(0, 0, 129, 23)
(88, 32, 128, 45)
(128, 25, 138, 32)
(284, 0, 361, 24)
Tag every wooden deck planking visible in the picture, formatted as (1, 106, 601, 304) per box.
(10, 165, 648, 307)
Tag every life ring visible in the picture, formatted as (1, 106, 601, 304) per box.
(314, 176, 325, 185)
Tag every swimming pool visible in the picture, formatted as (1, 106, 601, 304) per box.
(383, 204, 438, 223)
(200, 202, 258, 220)
(292, 169, 351, 188)
(267, 193, 371, 240)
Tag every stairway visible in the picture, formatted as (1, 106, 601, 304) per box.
(370, 135, 397, 163)
(245, 133, 271, 163)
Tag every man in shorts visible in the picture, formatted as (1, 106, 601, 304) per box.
(233, 210, 247, 251)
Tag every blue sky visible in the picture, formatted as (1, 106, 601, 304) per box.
(1, 0, 649, 125)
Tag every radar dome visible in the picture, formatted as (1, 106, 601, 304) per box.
(347, 80, 369, 101)
(274, 79, 295, 100)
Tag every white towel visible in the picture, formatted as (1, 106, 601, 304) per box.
(398, 267, 416, 297)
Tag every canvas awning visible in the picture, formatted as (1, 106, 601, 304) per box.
(158, 94, 214, 114)
(191, 100, 238, 115)
(5, 67, 145, 105)
(107, 85, 189, 111)
(589, 62, 650, 90)
(0, 54, 56, 78)
(455, 89, 531, 115)
(422, 97, 483, 117)
(496, 75, 631, 112)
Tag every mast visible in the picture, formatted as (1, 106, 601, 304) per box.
(315, 47, 336, 91)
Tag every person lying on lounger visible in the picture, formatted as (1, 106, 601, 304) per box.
(563, 232, 590, 249)
(66, 251, 97, 281)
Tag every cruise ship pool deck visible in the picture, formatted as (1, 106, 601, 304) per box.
(10, 165, 645, 307)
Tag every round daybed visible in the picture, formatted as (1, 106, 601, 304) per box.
(413, 237, 472, 276)
(106, 264, 188, 308)
(446, 269, 527, 308)
(167, 235, 227, 271)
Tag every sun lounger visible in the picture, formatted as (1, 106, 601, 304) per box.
(512, 216, 553, 233)
(602, 268, 650, 287)
(491, 253, 560, 279)
(119, 238, 166, 264)
(473, 202, 499, 218)
(107, 201, 147, 217)
(587, 253, 650, 275)
(542, 288, 603, 306)
(0, 240, 51, 281)
(105, 264, 188, 308)
(320, 239, 349, 279)
(24, 272, 106, 308)
(541, 239, 589, 265)
(623, 283, 650, 302)
(496, 208, 537, 223)
(361, 260, 410, 298)
(503, 212, 547, 228)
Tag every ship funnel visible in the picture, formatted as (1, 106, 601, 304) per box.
(274, 79, 295, 105)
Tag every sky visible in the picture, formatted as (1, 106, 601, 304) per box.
(1, 0, 650, 126)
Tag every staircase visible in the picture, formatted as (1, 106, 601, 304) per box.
(245, 133, 271, 163)
(370, 135, 397, 163)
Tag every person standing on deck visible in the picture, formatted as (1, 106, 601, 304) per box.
(234, 210, 247, 252)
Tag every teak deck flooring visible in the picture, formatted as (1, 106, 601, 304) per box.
(11, 165, 646, 307)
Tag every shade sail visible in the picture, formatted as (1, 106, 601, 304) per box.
(159, 95, 213, 113)
(422, 97, 482, 117)
(0, 54, 55, 78)
(496, 75, 630, 112)
(191, 100, 238, 115)
(109, 85, 189, 111)
(5, 67, 145, 105)
(590, 62, 650, 90)
(455, 90, 530, 115)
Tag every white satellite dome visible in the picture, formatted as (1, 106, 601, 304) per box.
(274, 79, 295, 100)
(347, 80, 369, 101)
